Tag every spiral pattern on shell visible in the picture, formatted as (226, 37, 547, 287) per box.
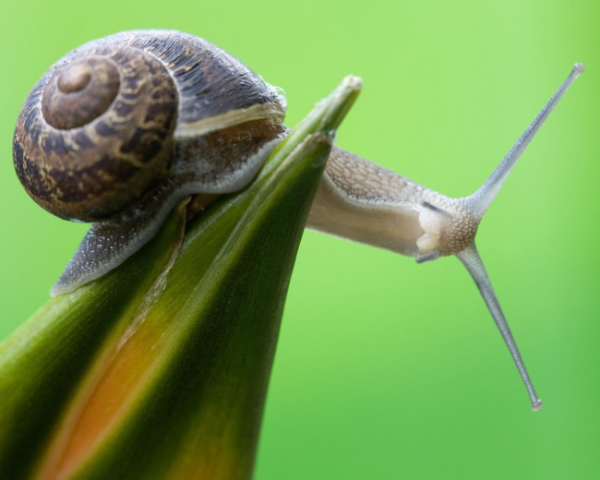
(13, 30, 286, 222)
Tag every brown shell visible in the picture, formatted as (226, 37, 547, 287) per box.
(13, 30, 286, 221)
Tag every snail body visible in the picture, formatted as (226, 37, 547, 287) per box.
(13, 30, 584, 410)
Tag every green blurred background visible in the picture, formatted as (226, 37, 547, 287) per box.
(1, 0, 598, 478)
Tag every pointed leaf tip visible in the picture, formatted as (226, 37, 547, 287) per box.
(320, 75, 362, 132)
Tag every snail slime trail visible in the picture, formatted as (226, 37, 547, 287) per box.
(12, 30, 584, 410)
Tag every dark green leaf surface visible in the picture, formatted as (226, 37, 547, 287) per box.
(0, 203, 187, 479)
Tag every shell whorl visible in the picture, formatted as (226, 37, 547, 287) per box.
(14, 42, 178, 221)
(13, 30, 287, 222)
(42, 57, 121, 130)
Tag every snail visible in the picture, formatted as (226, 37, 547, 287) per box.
(12, 30, 584, 410)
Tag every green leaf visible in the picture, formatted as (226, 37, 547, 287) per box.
(0, 77, 361, 480)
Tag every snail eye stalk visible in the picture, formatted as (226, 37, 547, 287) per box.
(457, 63, 585, 410)
(464, 63, 585, 220)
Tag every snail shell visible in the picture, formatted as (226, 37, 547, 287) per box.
(13, 30, 287, 292)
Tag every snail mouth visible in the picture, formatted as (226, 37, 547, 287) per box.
(416, 201, 447, 257)
(415, 200, 478, 259)
(416, 233, 441, 256)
